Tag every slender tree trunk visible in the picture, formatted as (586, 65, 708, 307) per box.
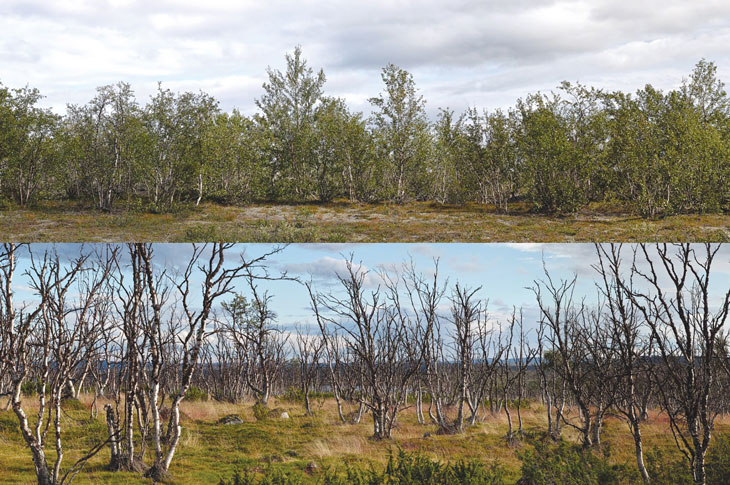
(332, 387, 345, 423)
(630, 414, 650, 483)
(304, 389, 312, 416)
(105, 404, 121, 471)
(196, 173, 203, 206)
(427, 396, 437, 424)
(580, 403, 593, 448)
(545, 388, 554, 438)
(125, 391, 135, 469)
(504, 396, 513, 441)
(592, 405, 603, 447)
(13, 395, 52, 485)
(467, 395, 480, 426)
(354, 402, 364, 424)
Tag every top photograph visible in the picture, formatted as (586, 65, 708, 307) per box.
(1, 1, 729, 242)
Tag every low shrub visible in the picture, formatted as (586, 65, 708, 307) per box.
(644, 446, 692, 485)
(20, 379, 41, 397)
(185, 386, 209, 402)
(252, 402, 269, 422)
(707, 433, 730, 485)
(282, 387, 304, 404)
(518, 438, 634, 484)
(219, 450, 505, 485)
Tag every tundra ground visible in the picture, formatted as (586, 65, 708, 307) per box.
(0, 394, 726, 484)
(1, 201, 729, 242)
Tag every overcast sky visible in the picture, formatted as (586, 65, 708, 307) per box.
(11, 243, 730, 341)
(2, 0, 730, 117)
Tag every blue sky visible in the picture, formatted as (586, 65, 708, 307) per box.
(2, 1, 730, 118)
(10, 243, 730, 340)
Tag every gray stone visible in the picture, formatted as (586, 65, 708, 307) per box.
(218, 414, 243, 425)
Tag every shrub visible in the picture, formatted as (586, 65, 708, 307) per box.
(219, 450, 505, 485)
(185, 386, 209, 402)
(20, 379, 41, 397)
(644, 446, 692, 485)
(252, 402, 268, 422)
(518, 438, 633, 484)
(282, 387, 304, 404)
(707, 433, 730, 485)
(183, 224, 220, 241)
(61, 398, 86, 410)
(363, 449, 506, 485)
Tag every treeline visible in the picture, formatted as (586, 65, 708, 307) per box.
(2, 243, 730, 484)
(2, 50, 730, 216)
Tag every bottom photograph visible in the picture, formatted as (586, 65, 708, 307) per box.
(1, 243, 729, 485)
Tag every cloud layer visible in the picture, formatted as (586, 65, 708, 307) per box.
(2, 0, 729, 116)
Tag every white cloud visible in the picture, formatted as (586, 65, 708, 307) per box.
(2, 0, 729, 117)
(284, 255, 382, 288)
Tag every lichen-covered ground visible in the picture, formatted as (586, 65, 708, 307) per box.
(1, 201, 728, 242)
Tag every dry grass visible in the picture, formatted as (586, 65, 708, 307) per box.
(1, 200, 728, 242)
(1, 394, 730, 484)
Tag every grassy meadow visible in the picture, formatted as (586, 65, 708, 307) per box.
(1, 200, 729, 242)
(0, 393, 723, 484)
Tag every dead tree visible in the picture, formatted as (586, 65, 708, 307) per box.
(593, 243, 651, 483)
(498, 309, 535, 442)
(577, 306, 617, 448)
(308, 256, 424, 439)
(402, 259, 449, 429)
(295, 325, 324, 416)
(450, 283, 481, 433)
(467, 308, 504, 426)
(621, 243, 730, 485)
(143, 243, 284, 481)
(204, 321, 248, 402)
(2, 244, 116, 485)
(532, 268, 595, 448)
(224, 279, 288, 406)
(536, 316, 567, 440)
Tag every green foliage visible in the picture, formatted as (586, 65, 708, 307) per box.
(184, 224, 221, 241)
(185, 386, 209, 402)
(219, 467, 311, 485)
(0, 84, 61, 206)
(369, 64, 431, 203)
(515, 92, 590, 215)
(20, 378, 41, 396)
(219, 450, 505, 485)
(643, 446, 693, 485)
(255, 45, 326, 201)
(61, 398, 86, 411)
(253, 402, 269, 422)
(282, 387, 305, 404)
(359, 449, 506, 485)
(518, 438, 634, 485)
(2, 57, 730, 216)
(706, 433, 730, 485)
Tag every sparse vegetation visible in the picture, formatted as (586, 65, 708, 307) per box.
(2, 200, 729, 242)
(0, 394, 728, 484)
